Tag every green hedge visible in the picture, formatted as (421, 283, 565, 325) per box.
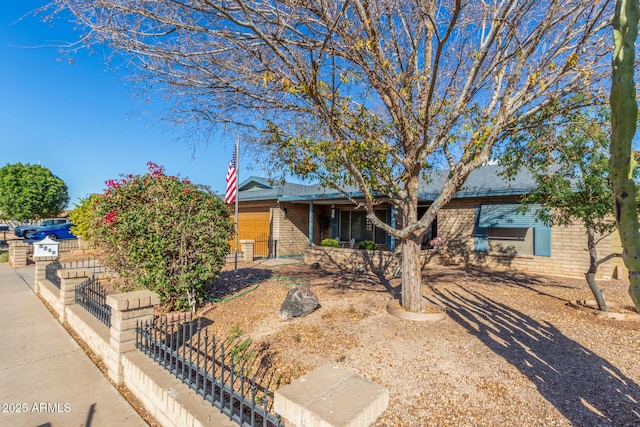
(358, 240, 378, 250)
(320, 238, 339, 247)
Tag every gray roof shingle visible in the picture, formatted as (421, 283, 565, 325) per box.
(239, 165, 537, 202)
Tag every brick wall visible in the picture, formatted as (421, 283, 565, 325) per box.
(37, 277, 64, 318)
(305, 246, 438, 276)
(235, 200, 310, 258)
(65, 304, 111, 360)
(32, 258, 237, 427)
(8, 241, 29, 266)
(273, 202, 311, 257)
(609, 230, 627, 279)
(121, 352, 233, 427)
(306, 198, 621, 280)
(245, 196, 623, 278)
(437, 198, 617, 279)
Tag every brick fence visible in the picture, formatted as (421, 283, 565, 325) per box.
(33, 256, 232, 427)
(32, 250, 388, 427)
(8, 241, 30, 267)
(8, 239, 80, 267)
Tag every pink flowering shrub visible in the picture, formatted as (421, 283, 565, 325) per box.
(87, 162, 234, 311)
(429, 236, 445, 247)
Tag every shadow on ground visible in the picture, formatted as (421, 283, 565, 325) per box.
(433, 287, 640, 426)
(425, 266, 583, 305)
(283, 263, 401, 299)
(208, 268, 274, 302)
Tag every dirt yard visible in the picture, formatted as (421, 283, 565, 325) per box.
(202, 260, 640, 427)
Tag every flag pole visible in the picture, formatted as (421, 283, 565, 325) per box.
(234, 135, 239, 272)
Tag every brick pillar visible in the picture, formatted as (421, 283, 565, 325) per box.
(105, 290, 160, 385)
(34, 256, 58, 293)
(8, 241, 30, 267)
(58, 269, 94, 323)
(240, 239, 254, 262)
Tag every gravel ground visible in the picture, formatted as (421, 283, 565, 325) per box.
(203, 262, 640, 427)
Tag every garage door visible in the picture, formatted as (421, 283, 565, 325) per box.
(232, 206, 271, 257)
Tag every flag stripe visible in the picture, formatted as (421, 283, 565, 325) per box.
(225, 150, 237, 204)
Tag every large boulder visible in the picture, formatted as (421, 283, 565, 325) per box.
(279, 285, 320, 321)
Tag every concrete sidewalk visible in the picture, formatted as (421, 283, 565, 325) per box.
(0, 263, 147, 427)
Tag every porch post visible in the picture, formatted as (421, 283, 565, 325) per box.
(308, 202, 314, 246)
(390, 205, 396, 251)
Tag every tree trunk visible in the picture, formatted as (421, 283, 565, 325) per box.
(398, 168, 426, 313)
(401, 233, 424, 312)
(585, 273, 607, 311)
(585, 227, 607, 311)
(610, 0, 640, 313)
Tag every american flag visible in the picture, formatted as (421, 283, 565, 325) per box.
(225, 149, 238, 205)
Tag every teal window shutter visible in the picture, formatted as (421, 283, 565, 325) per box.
(476, 203, 552, 256)
(474, 205, 488, 252)
(534, 227, 551, 257)
(478, 203, 545, 228)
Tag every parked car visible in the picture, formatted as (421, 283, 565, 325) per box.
(0, 224, 8, 245)
(26, 223, 76, 241)
(14, 218, 71, 237)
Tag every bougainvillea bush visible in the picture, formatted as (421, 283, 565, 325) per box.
(89, 162, 234, 311)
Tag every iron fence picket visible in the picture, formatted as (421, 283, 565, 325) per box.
(45, 259, 62, 289)
(74, 276, 111, 327)
(45, 257, 114, 291)
(181, 320, 188, 380)
(136, 315, 283, 427)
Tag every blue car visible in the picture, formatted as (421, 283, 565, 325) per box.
(26, 223, 76, 241)
(15, 218, 71, 237)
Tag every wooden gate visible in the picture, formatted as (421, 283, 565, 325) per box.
(230, 207, 272, 257)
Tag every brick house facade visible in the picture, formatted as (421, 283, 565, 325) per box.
(236, 167, 622, 280)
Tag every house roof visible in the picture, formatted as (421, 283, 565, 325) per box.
(238, 177, 326, 201)
(418, 165, 538, 200)
(238, 165, 538, 203)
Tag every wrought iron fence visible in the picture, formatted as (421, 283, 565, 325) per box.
(75, 276, 111, 328)
(45, 259, 62, 289)
(254, 234, 276, 259)
(45, 257, 112, 290)
(136, 315, 284, 427)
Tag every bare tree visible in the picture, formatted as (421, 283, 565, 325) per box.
(46, 0, 613, 312)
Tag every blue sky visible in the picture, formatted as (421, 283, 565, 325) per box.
(0, 2, 257, 208)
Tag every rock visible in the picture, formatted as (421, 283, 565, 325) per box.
(280, 285, 320, 321)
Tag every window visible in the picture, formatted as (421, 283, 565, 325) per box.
(475, 203, 550, 257)
(374, 210, 388, 245)
(418, 206, 438, 249)
(488, 227, 533, 255)
(337, 209, 389, 244)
